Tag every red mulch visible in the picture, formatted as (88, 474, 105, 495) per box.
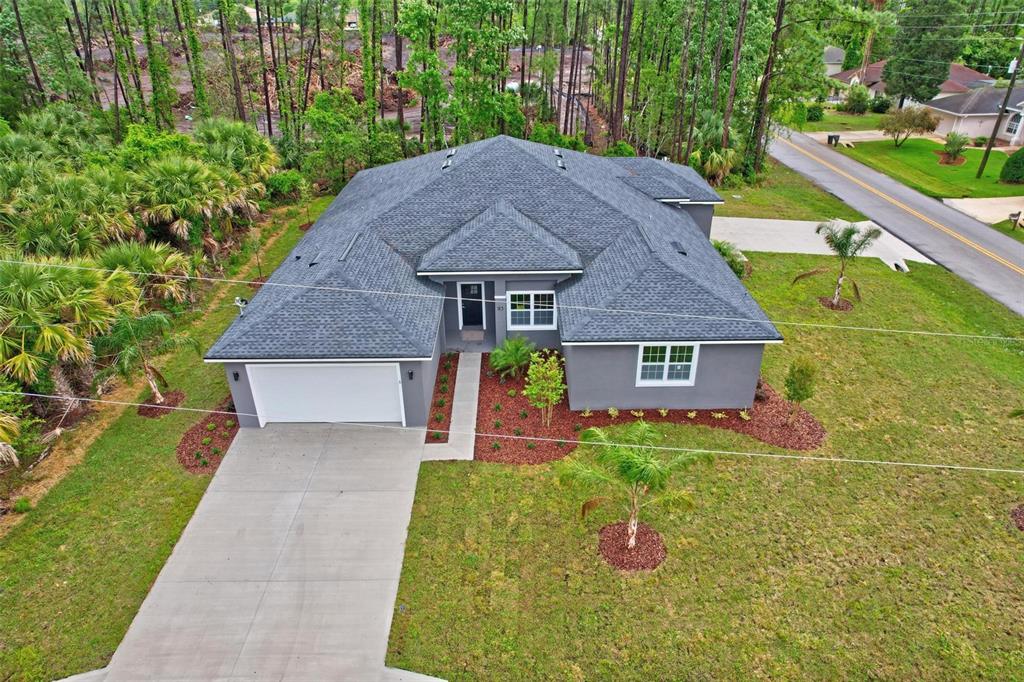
(137, 389, 185, 418)
(1011, 505, 1024, 532)
(818, 296, 854, 311)
(248, 276, 268, 290)
(934, 150, 967, 166)
(425, 352, 460, 443)
(598, 522, 667, 571)
(474, 353, 826, 465)
(175, 398, 239, 475)
(298, 222, 314, 231)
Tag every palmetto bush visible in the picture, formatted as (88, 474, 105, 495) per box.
(98, 242, 192, 303)
(192, 117, 278, 184)
(489, 336, 536, 379)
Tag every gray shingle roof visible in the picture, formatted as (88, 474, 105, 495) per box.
(206, 136, 779, 361)
(926, 85, 1024, 116)
(417, 199, 582, 272)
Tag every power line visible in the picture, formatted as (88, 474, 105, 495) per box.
(0, 259, 1020, 344)
(8, 390, 1024, 477)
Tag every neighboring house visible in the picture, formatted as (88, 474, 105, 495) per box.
(831, 60, 994, 100)
(926, 85, 1024, 146)
(823, 46, 846, 77)
(205, 136, 782, 428)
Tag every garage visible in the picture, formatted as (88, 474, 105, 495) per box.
(246, 363, 406, 427)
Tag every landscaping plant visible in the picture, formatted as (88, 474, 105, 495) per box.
(713, 239, 748, 279)
(943, 133, 969, 164)
(880, 107, 938, 148)
(558, 420, 709, 550)
(845, 85, 872, 115)
(0, 411, 21, 469)
(793, 219, 882, 308)
(1000, 147, 1024, 184)
(488, 336, 536, 379)
(784, 358, 817, 424)
(523, 351, 566, 428)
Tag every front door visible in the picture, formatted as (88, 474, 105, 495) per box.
(460, 282, 484, 328)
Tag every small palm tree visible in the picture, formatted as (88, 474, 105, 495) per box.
(94, 311, 199, 404)
(0, 410, 20, 469)
(557, 421, 709, 550)
(98, 242, 192, 303)
(793, 220, 882, 308)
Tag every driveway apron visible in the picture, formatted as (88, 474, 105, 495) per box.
(104, 423, 430, 681)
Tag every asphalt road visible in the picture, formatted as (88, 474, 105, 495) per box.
(770, 130, 1024, 316)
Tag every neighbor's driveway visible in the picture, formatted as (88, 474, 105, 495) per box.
(103, 423, 436, 681)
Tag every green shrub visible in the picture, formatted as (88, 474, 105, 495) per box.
(201, 437, 212, 446)
(943, 133, 969, 162)
(1000, 147, 1024, 184)
(806, 104, 824, 122)
(784, 357, 817, 423)
(489, 336, 536, 379)
(972, 136, 988, 147)
(712, 239, 747, 279)
(845, 85, 871, 115)
(12, 497, 31, 513)
(603, 140, 636, 157)
(870, 95, 892, 114)
(266, 169, 307, 201)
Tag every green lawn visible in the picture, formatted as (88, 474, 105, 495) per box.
(991, 219, 1024, 245)
(718, 162, 867, 222)
(387, 253, 1024, 681)
(0, 197, 332, 681)
(837, 138, 1023, 199)
(800, 110, 886, 133)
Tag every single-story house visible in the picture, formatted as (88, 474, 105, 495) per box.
(925, 85, 1024, 146)
(831, 60, 994, 100)
(205, 136, 782, 427)
(823, 46, 846, 77)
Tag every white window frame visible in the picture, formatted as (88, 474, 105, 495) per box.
(1006, 112, 1021, 136)
(635, 344, 699, 387)
(456, 281, 486, 330)
(506, 290, 557, 330)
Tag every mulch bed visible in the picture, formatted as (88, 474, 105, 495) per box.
(598, 521, 667, 571)
(474, 353, 826, 465)
(137, 390, 185, 418)
(424, 352, 460, 443)
(818, 296, 854, 311)
(298, 221, 315, 231)
(247, 276, 268, 290)
(175, 398, 240, 475)
(1011, 505, 1024, 532)
(934, 150, 967, 166)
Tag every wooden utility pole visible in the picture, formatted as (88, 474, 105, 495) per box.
(977, 39, 1024, 178)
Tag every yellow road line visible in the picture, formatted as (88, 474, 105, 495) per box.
(779, 138, 1024, 277)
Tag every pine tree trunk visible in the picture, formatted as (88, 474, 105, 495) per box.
(555, 0, 568, 128)
(721, 0, 748, 149)
(611, 0, 633, 141)
(253, 0, 274, 134)
(562, 0, 580, 133)
(219, 0, 248, 121)
(12, 0, 45, 99)
(684, 0, 711, 161)
(710, 0, 726, 105)
(393, 0, 405, 152)
(747, 0, 785, 176)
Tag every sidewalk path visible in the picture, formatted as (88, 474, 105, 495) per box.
(943, 196, 1024, 225)
(711, 217, 932, 271)
(770, 130, 1024, 315)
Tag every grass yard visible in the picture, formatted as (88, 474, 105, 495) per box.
(717, 162, 866, 222)
(800, 110, 886, 133)
(0, 197, 332, 681)
(991, 219, 1024, 245)
(387, 253, 1024, 681)
(837, 138, 1023, 199)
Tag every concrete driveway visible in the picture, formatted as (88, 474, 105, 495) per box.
(102, 424, 439, 681)
(771, 130, 1024, 315)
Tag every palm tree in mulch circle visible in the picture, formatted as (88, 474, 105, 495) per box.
(94, 310, 199, 405)
(557, 420, 710, 550)
(793, 219, 882, 309)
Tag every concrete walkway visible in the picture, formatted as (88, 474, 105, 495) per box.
(711, 216, 933, 271)
(101, 423, 442, 682)
(422, 352, 479, 461)
(943, 196, 1024, 225)
(771, 129, 1024, 315)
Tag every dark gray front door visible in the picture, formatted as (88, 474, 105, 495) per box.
(460, 282, 483, 327)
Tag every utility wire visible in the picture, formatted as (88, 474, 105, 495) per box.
(0, 259, 1020, 344)
(8, 391, 1024, 477)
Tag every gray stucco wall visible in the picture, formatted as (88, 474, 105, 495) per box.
(680, 204, 716, 238)
(563, 343, 765, 410)
(224, 362, 260, 427)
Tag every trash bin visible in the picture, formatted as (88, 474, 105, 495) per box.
(827, 134, 840, 147)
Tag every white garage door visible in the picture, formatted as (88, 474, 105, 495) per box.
(246, 363, 405, 427)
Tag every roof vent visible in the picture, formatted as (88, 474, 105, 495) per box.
(294, 255, 302, 261)
(556, 159, 566, 170)
(671, 240, 687, 256)
(442, 158, 452, 170)
(446, 148, 457, 158)
(553, 148, 563, 158)
(339, 232, 360, 261)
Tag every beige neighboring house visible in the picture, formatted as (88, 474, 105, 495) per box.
(823, 46, 846, 77)
(831, 60, 995, 100)
(926, 85, 1024, 146)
